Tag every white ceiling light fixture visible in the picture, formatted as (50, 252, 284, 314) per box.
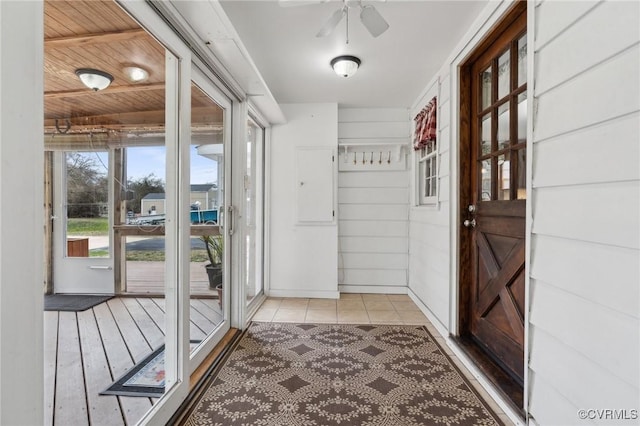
(331, 55, 361, 78)
(123, 66, 149, 83)
(75, 68, 114, 91)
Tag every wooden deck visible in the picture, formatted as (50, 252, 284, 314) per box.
(44, 297, 223, 426)
(125, 261, 217, 296)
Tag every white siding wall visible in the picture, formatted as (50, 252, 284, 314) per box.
(408, 73, 452, 327)
(337, 108, 410, 293)
(269, 103, 339, 298)
(528, 1, 640, 424)
(406, 0, 639, 423)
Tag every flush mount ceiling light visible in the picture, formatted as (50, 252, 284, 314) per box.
(75, 68, 114, 91)
(123, 66, 149, 83)
(330, 55, 361, 78)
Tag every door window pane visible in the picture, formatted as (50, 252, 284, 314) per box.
(481, 114, 492, 155)
(65, 152, 109, 258)
(498, 49, 511, 100)
(481, 66, 492, 109)
(497, 154, 510, 200)
(497, 103, 510, 150)
(517, 149, 527, 200)
(517, 92, 527, 143)
(480, 159, 492, 201)
(517, 33, 527, 87)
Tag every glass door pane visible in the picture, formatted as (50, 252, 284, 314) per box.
(123, 146, 167, 294)
(65, 151, 110, 259)
(189, 82, 227, 351)
(245, 119, 264, 308)
(43, 1, 172, 425)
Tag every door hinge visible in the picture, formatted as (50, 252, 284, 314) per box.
(332, 155, 335, 162)
(332, 210, 335, 217)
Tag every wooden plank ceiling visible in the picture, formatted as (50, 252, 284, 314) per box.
(44, 0, 223, 138)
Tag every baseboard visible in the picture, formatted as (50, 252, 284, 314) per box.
(267, 289, 340, 299)
(339, 285, 408, 294)
(407, 288, 449, 335)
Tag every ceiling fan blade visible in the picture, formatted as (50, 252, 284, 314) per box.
(278, 0, 328, 7)
(316, 7, 346, 37)
(360, 5, 389, 37)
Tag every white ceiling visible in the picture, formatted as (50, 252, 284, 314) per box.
(219, 0, 488, 108)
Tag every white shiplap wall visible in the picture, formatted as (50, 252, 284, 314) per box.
(269, 103, 339, 298)
(408, 73, 452, 328)
(528, 1, 640, 424)
(337, 108, 410, 293)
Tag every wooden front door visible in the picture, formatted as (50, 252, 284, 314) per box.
(460, 4, 527, 386)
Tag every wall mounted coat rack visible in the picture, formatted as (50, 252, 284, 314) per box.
(337, 142, 407, 172)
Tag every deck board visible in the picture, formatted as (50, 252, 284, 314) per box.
(125, 261, 215, 296)
(189, 300, 217, 337)
(77, 309, 124, 426)
(191, 298, 223, 324)
(107, 298, 153, 362)
(45, 297, 225, 426)
(120, 298, 164, 349)
(55, 312, 89, 426)
(136, 298, 166, 334)
(92, 303, 152, 425)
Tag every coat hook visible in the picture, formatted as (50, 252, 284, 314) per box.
(379, 151, 382, 164)
(362, 152, 365, 165)
(387, 151, 391, 164)
(353, 152, 356, 165)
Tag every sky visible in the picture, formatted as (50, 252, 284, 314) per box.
(126, 145, 218, 185)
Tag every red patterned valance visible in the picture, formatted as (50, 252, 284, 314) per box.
(413, 96, 437, 151)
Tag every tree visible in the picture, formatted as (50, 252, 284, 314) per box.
(66, 153, 108, 218)
(126, 174, 165, 214)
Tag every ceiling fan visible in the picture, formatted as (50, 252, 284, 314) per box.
(280, 0, 390, 38)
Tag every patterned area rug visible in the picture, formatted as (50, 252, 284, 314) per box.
(185, 323, 503, 425)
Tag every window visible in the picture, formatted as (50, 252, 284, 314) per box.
(417, 142, 438, 204)
(414, 96, 438, 205)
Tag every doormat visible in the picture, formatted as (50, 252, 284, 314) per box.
(184, 323, 505, 426)
(101, 341, 200, 398)
(44, 294, 114, 312)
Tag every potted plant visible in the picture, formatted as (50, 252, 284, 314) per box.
(200, 234, 223, 306)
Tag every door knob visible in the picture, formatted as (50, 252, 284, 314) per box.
(463, 219, 476, 228)
(468, 204, 477, 213)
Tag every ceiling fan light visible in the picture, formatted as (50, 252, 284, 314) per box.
(75, 68, 114, 91)
(330, 55, 361, 78)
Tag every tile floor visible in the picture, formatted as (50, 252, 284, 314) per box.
(252, 293, 516, 426)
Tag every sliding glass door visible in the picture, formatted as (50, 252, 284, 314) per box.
(188, 71, 232, 369)
(42, 1, 268, 424)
